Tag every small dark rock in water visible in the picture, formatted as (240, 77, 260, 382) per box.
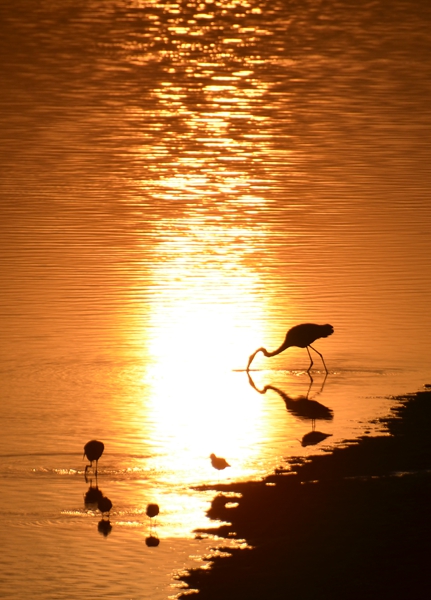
(424, 383, 431, 388)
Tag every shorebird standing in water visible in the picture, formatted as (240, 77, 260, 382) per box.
(146, 503, 160, 520)
(83, 440, 104, 475)
(98, 495, 113, 518)
(247, 323, 334, 373)
(210, 454, 231, 471)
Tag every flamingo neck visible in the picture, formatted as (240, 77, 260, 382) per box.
(262, 341, 290, 357)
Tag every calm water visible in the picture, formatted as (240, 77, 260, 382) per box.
(1, 0, 431, 598)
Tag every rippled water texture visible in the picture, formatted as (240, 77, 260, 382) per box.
(1, 0, 431, 598)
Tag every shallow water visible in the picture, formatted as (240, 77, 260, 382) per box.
(1, 0, 431, 598)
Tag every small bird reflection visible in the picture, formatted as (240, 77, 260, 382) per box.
(98, 519, 112, 537)
(210, 453, 231, 471)
(301, 430, 333, 447)
(83, 440, 104, 481)
(145, 535, 160, 547)
(246, 323, 334, 373)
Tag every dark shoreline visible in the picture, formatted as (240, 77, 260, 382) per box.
(179, 390, 431, 600)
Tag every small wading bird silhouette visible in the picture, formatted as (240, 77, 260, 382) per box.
(146, 503, 160, 520)
(246, 323, 334, 373)
(83, 440, 104, 475)
(210, 453, 230, 471)
(98, 495, 113, 518)
(146, 503, 160, 539)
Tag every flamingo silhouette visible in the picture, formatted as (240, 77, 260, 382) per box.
(246, 323, 334, 372)
(83, 440, 104, 476)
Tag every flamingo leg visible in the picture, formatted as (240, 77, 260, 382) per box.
(309, 344, 328, 374)
(306, 346, 314, 372)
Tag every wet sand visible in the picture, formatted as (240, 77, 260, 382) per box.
(180, 390, 431, 600)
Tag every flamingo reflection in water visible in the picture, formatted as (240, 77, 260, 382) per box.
(247, 323, 334, 373)
(247, 372, 333, 447)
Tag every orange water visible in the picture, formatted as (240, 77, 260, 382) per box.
(1, 0, 431, 598)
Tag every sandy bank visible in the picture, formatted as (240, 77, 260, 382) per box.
(179, 390, 431, 600)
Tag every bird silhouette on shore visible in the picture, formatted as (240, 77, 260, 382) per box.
(210, 453, 230, 470)
(83, 440, 104, 476)
(247, 323, 334, 373)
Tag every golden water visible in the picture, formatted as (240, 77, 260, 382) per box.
(1, 0, 431, 598)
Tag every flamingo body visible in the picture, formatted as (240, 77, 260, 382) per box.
(247, 323, 334, 372)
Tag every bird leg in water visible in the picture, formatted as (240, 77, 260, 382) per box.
(308, 344, 328, 374)
(306, 346, 314, 372)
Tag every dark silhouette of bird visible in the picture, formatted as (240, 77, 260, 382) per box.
(146, 503, 160, 535)
(146, 503, 160, 519)
(98, 495, 112, 517)
(83, 440, 104, 475)
(246, 323, 334, 373)
(210, 453, 230, 470)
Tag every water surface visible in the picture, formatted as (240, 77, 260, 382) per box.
(1, 0, 431, 598)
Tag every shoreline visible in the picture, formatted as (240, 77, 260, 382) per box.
(179, 389, 431, 599)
